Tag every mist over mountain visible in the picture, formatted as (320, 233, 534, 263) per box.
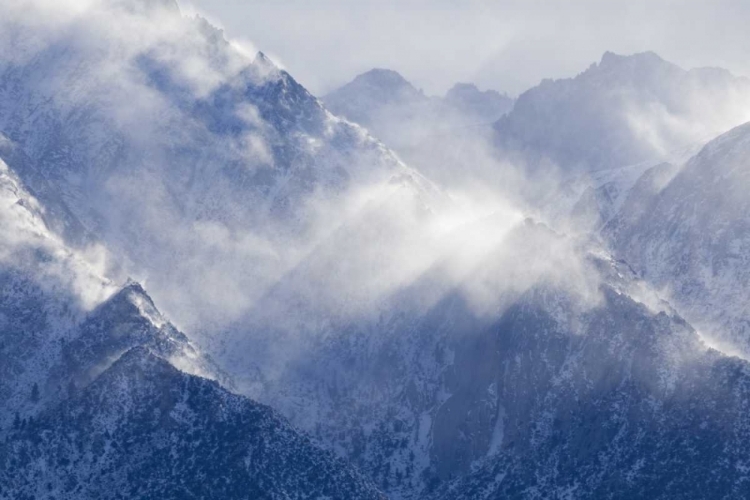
(324, 69, 514, 130)
(444, 83, 514, 123)
(2, 1, 750, 499)
(604, 122, 750, 359)
(323, 69, 514, 193)
(0, 154, 384, 499)
(496, 51, 750, 173)
(0, 0, 416, 331)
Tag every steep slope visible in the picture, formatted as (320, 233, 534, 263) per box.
(0, 158, 385, 499)
(0, 0, 409, 332)
(606, 121, 750, 358)
(217, 212, 750, 499)
(0, 157, 115, 430)
(434, 289, 750, 499)
(496, 51, 750, 172)
(0, 155, 221, 430)
(0, 347, 385, 500)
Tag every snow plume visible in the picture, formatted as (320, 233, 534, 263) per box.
(0, 160, 116, 311)
(622, 71, 750, 160)
(0, 0, 291, 317)
(212, 168, 610, 388)
(0, 0, 609, 388)
(495, 51, 750, 177)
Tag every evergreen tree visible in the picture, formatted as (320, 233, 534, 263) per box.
(30, 382, 40, 403)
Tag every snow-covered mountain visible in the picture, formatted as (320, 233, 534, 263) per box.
(242, 218, 750, 499)
(496, 51, 750, 173)
(604, 122, 750, 360)
(0, 0, 413, 332)
(0, 157, 385, 500)
(323, 69, 432, 129)
(323, 69, 514, 191)
(1, 345, 386, 500)
(4, 2, 750, 500)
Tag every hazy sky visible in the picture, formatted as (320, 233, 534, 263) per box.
(183, 0, 748, 98)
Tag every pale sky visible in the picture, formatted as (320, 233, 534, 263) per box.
(183, 0, 750, 98)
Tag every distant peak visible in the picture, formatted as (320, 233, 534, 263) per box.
(446, 82, 508, 99)
(253, 51, 278, 71)
(448, 82, 479, 93)
(599, 50, 667, 68)
(600, 51, 620, 65)
(353, 68, 414, 89)
(444, 81, 513, 119)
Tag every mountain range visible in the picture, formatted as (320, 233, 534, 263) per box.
(2, 1, 750, 499)
(322, 69, 514, 191)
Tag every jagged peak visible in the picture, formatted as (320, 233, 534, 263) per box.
(446, 82, 480, 97)
(445, 82, 511, 101)
(190, 14, 227, 45)
(350, 68, 417, 91)
(98, 279, 166, 328)
(597, 50, 675, 71)
(250, 50, 283, 82)
(449, 82, 479, 92)
(117, 279, 152, 304)
(254, 51, 275, 68)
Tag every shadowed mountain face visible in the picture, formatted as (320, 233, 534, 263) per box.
(0, 269, 384, 500)
(495, 51, 750, 172)
(227, 219, 750, 499)
(0, 348, 386, 500)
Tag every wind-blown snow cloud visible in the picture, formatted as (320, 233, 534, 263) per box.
(0, 0, 664, 391)
(0, 159, 115, 311)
